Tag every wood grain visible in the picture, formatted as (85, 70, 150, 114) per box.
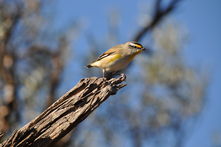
(1, 74, 126, 147)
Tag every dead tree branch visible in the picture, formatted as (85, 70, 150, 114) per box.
(133, 0, 182, 42)
(1, 74, 126, 147)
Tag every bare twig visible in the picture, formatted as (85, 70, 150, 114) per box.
(133, 0, 181, 42)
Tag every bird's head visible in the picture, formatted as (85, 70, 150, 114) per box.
(123, 41, 146, 55)
(126, 41, 145, 51)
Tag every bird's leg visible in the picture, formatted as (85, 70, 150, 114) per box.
(102, 70, 112, 79)
(102, 69, 105, 77)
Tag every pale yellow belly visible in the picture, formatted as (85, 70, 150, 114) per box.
(104, 56, 132, 72)
(91, 53, 139, 72)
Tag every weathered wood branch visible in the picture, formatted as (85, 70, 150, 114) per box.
(1, 74, 126, 147)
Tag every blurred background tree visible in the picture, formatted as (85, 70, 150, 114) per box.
(0, 0, 215, 147)
(0, 0, 75, 136)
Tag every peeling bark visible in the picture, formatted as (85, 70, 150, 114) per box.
(1, 74, 126, 147)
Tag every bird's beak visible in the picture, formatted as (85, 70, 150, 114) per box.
(143, 48, 153, 55)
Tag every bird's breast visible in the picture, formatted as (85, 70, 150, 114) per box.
(105, 54, 137, 72)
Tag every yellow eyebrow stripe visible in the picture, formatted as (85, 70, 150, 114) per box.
(134, 44, 142, 48)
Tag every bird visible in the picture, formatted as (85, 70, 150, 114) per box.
(87, 41, 146, 78)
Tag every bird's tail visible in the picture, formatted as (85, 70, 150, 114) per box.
(86, 64, 93, 68)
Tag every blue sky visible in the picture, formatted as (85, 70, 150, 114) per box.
(55, 0, 221, 146)
(176, 0, 221, 146)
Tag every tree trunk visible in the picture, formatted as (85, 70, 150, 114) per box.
(1, 74, 126, 147)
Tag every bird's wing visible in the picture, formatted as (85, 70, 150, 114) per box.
(96, 51, 114, 61)
(96, 45, 121, 61)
